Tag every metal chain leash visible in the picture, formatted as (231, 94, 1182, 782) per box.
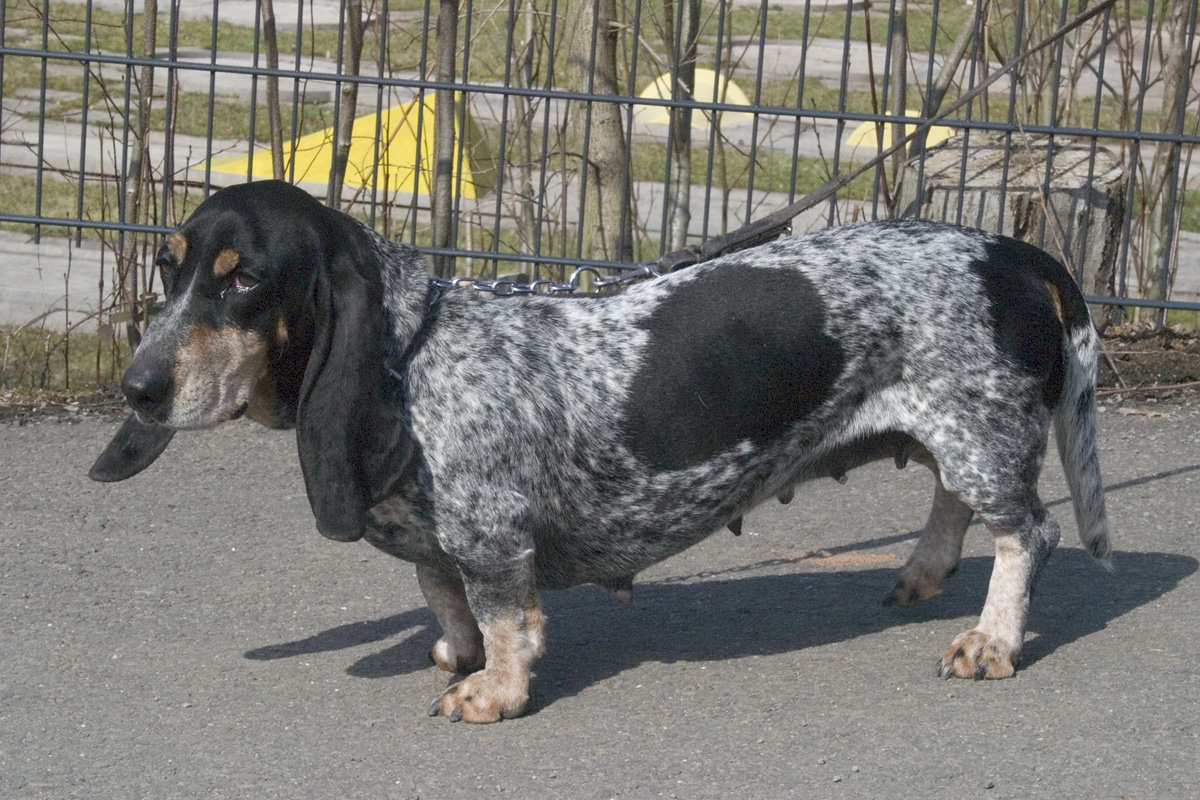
(430, 261, 662, 296)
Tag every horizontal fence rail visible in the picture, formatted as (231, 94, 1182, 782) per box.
(1, 0, 1199, 352)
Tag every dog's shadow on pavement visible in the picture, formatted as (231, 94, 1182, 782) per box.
(244, 547, 1197, 712)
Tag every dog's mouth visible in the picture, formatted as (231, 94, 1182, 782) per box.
(131, 407, 171, 428)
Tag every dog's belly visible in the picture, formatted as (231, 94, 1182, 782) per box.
(528, 430, 922, 591)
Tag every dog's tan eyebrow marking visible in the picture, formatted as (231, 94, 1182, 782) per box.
(214, 248, 241, 278)
(274, 312, 289, 347)
(166, 232, 187, 263)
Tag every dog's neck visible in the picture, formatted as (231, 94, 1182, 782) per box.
(361, 226, 435, 357)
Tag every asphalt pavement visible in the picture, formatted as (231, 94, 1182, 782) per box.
(1, 404, 1199, 799)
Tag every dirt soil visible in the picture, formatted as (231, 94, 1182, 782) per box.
(1097, 322, 1200, 406)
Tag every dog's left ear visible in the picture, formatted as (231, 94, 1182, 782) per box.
(296, 218, 415, 542)
(88, 413, 176, 482)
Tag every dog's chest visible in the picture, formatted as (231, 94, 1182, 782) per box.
(364, 494, 447, 566)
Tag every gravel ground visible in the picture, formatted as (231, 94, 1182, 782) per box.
(2, 404, 1199, 799)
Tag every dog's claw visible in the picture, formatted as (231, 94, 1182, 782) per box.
(429, 670, 530, 723)
(728, 517, 743, 536)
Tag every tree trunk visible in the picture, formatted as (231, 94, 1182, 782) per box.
(564, 0, 633, 262)
(1142, 0, 1194, 305)
(428, 0, 459, 276)
(328, 0, 364, 208)
(120, 0, 156, 334)
(261, 0, 285, 180)
(887, 0, 907, 189)
(665, 0, 699, 250)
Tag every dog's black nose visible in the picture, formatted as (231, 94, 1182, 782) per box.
(122, 361, 174, 419)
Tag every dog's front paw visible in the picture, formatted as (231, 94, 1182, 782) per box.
(936, 629, 1020, 680)
(428, 670, 530, 723)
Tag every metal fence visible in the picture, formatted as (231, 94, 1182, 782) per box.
(1, 0, 1199, 336)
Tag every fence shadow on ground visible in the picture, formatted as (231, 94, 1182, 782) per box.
(243, 547, 1197, 716)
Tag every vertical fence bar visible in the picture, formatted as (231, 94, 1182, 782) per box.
(826, 0, 855, 226)
(161, 0, 181, 226)
(34, 0, 51, 243)
(743, 0, 770, 228)
(1116, 0, 1158, 317)
(699, 0, 729, 240)
(286, 0, 305, 185)
(431, 0, 458, 275)
(786, 0, 815, 207)
(1074, 4, 1114, 287)
(75, 0, 96, 245)
(1034, 0, 1071, 251)
(489, 0, 523, 269)
(453, 0, 474, 270)
(202, 0, 221, 194)
(246, 0, 263, 183)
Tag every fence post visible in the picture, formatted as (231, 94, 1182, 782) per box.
(431, 0, 458, 278)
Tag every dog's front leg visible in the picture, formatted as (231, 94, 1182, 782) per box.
(416, 565, 485, 675)
(428, 549, 545, 723)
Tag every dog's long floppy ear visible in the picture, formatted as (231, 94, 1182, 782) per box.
(296, 218, 415, 542)
(88, 413, 177, 482)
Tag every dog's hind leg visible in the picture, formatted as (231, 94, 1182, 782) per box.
(416, 565, 485, 675)
(936, 501, 1060, 679)
(906, 400, 1062, 680)
(889, 471, 974, 607)
(931, 440, 1061, 679)
(429, 549, 545, 723)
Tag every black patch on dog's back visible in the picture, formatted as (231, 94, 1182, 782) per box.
(973, 239, 1069, 408)
(625, 265, 844, 471)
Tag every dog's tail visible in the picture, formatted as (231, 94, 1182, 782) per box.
(1051, 279, 1112, 567)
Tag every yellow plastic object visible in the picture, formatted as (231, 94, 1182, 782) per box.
(633, 69, 754, 130)
(847, 109, 954, 152)
(207, 93, 494, 198)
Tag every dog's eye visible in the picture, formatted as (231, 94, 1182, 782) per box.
(231, 271, 260, 292)
(155, 258, 177, 289)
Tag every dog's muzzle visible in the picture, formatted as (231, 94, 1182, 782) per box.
(122, 360, 174, 423)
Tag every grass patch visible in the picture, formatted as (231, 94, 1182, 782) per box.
(628, 137, 875, 197)
(146, 95, 333, 141)
(0, 172, 124, 237)
(1, 324, 131, 393)
(1165, 309, 1200, 330)
(0, 171, 213, 239)
(1180, 188, 1200, 235)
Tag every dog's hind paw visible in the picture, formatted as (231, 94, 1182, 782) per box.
(886, 574, 944, 607)
(429, 670, 530, 723)
(936, 630, 1020, 680)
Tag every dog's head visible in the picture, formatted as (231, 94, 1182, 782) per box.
(90, 180, 419, 542)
